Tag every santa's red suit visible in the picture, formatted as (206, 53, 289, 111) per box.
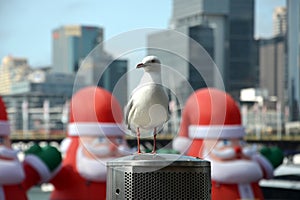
(0, 96, 59, 200)
(173, 88, 274, 200)
(49, 86, 130, 200)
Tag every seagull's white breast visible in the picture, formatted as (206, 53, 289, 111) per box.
(128, 83, 169, 132)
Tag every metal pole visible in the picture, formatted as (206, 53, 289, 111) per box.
(22, 98, 28, 138)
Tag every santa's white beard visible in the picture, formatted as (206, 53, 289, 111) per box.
(0, 147, 25, 185)
(211, 146, 257, 160)
(76, 146, 115, 182)
(208, 158, 263, 184)
(83, 138, 132, 158)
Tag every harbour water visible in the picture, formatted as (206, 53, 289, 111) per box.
(27, 186, 50, 200)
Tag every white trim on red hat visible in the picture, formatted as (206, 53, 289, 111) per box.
(189, 125, 245, 139)
(68, 122, 125, 136)
(172, 136, 192, 154)
(0, 121, 10, 136)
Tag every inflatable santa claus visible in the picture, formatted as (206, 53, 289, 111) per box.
(48, 86, 131, 200)
(0, 95, 61, 200)
(0, 95, 27, 199)
(173, 88, 277, 200)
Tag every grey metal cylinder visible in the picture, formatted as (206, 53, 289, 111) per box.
(107, 154, 211, 200)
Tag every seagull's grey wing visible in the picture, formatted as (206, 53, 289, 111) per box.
(125, 98, 133, 130)
(167, 103, 171, 122)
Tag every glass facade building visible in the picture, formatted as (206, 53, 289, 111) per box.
(188, 25, 215, 90)
(148, 0, 228, 103)
(227, 0, 257, 99)
(259, 36, 287, 114)
(150, 0, 257, 101)
(98, 59, 128, 107)
(52, 25, 103, 74)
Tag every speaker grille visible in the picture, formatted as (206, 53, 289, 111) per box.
(124, 171, 210, 199)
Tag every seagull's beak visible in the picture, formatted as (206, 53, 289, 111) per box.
(136, 63, 144, 68)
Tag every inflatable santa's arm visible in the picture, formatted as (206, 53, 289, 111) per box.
(252, 153, 274, 179)
(49, 165, 78, 190)
(252, 146, 284, 180)
(22, 144, 62, 190)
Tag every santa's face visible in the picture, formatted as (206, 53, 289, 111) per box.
(0, 136, 25, 184)
(204, 138, 263, 183)
(205, 138, 256, 162)
(80, 135, 130, 159)
(76, 135, 131, 182)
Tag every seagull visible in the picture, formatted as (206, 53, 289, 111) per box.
(125, 55, 169, 154)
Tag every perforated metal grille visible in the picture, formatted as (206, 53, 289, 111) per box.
(124, 171, 210, 199)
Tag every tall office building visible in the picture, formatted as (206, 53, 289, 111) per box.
(98, 59, 128, 107)
(227, 0, 257, 99)
(52, 25, 103, 74)
(0, 56, 31, 95)
(148, 0, 256, 101)
(287, 0, 300, 121)
(259, 36, 287, 111)
(170, 0, 228, 79)
(273, 7, 287, 36)
(79, 49, 128, 108)
(148, 0, 228, 103)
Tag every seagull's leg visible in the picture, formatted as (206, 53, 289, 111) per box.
(152, 127, 157, 154)
(137, 127, 141, 154)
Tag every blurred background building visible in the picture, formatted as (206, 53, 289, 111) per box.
(273, 6, 287, 36)
(52, 25, 104, 74)
(0, 56, 78, 136)
(1, 0, 300, 138)
(0, 25, 128, 136)
(148, 0, 257, 102)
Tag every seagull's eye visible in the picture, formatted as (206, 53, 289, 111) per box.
(151, 59, 156, 63)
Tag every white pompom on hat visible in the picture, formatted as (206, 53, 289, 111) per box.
(0, 96, 10, 136)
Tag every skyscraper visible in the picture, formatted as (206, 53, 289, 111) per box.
(287, 0, 300, 121)
(78, 48, 128, 108)
(98, 59, 128, 107)
(52, 25, 103, 74)
(0, 56, 31, 95)
(148, 0, 257, 101)
(227, 0, 257, 99)
(273, 7, 287, 36)
(259, 36, 286, 110)
(148, 0, 228, 102)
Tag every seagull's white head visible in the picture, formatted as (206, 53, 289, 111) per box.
(136, 55, 161, 72)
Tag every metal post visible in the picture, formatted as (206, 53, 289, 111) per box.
(22, 98, 28, 138)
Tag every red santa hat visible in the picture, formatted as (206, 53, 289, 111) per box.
(0, 96, 10, 136)
(187, 88, 244, 139)
(68, 86, 124, 137)
(173, 88, 244, 155)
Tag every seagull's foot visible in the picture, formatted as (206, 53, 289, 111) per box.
(152, 128, 157, 154)
(136, 127, 141, 154)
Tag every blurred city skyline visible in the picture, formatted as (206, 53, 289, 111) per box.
(0, 0, 285, 67)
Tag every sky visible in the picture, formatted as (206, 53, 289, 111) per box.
(0, 0, 285, 67)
